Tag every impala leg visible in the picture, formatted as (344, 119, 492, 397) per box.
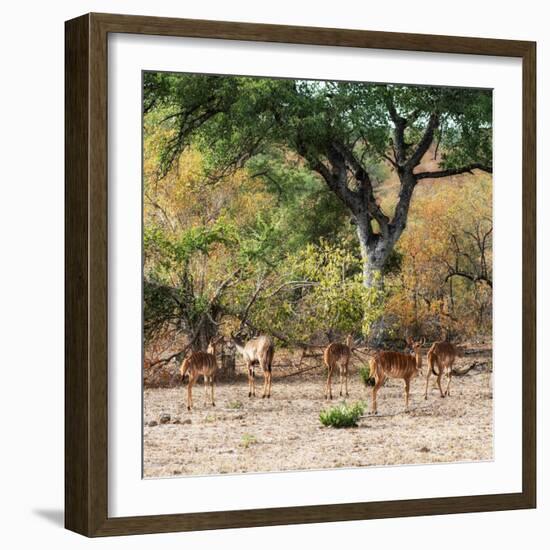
(267, 369, 272, 398)
(371, 384, 378, 414)
(323, 359, 329, 399)
(187, 374, 195, 411)
(261, 369, 268, 399)
(326, 368, 333, 400)
(445, 368, 453, 397)
(372, 377, 383, 414)
(424, 367, 431, 400)
(404, 378, 411, 411)
(204, 374, 209, 405)
(247, 362, 253, 398)
(210, 376, 215, 406)
(437, 369, 445, 398)
(339, 367, 344, 397)
(345, 366, 349, 397)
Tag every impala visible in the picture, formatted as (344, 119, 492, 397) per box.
(424, 341, 458, 399)
(231, 334, 275, 398)
(369, 337, 425, 413)
(323, 334, 353, 400)
(180, 336, 222, 411)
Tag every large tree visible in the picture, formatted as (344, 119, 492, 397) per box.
(144, 74, 492, 288)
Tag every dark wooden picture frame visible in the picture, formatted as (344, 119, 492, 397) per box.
(65, 12, 536, 537)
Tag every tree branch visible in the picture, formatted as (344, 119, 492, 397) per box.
(415, 163, 493, 180)
(407, 112, 439, 168)
(332, 142, 390, 235)
(385, 96, 407, 165)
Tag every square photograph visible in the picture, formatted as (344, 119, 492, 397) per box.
(142, 72, 493, 478)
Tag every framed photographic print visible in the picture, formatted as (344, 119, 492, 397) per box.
(65, 13, 536, 537)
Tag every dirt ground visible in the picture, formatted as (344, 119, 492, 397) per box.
(143, 348, 493, 478)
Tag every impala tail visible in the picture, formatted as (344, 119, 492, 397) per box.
(427, 348, 438, 376)
(262, 345, 274, 372)
(180, 357, 191, 381)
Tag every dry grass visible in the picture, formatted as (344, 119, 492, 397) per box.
(143, 350, 493, 478)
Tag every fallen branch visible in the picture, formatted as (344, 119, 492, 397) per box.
(360, 404, 433, 419)
(242, 321, 326, 350)
(452, 361, 488, 376)
(276, 363, 322, 379)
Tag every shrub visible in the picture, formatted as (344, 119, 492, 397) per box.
(359, 366, 376, 387)
(241, 433, 258, 448)
(319, 402, 364, 428)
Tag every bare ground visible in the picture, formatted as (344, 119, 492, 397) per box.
(143, 351, 493, 478)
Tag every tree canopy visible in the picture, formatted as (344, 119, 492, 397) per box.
(142, 72, 493, 362)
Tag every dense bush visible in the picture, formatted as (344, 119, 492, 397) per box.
(319, 402, 364, 428)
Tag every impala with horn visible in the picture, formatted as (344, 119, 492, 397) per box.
(230, 333, 275, 398)
(368, 337, 425, 413)
(179, 336, 223, 411)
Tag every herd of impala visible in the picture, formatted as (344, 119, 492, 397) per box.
(179, 333, 458, 413)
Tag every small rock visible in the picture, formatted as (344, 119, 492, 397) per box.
(172, 418, 181, 424)
(182, 418, 192, 425)
(159, 413, 171, 424)
(147, 420, 158, 427)
(419, 446, 430, 453)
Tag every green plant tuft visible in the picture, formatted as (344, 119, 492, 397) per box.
(319, 402, 364, 428)
(241, 433, 258, 448)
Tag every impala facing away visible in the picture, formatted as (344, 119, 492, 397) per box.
(180, 336, 222, 411)
(323, 334, 353, 400)
(425, 341, 458, 399)
(231, 334, 275, 398)
(368, 337, 425, 414)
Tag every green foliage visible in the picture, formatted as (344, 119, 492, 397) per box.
(144, 73, 492, 182)
(359, 366, 376, 387)
(141, 72, 493, 352)
(240, 433, 258, 448)
(144, 221, 234, 281)
(246, 151, 349, 251)
(283, 239, 385, 337)
(319, 402, 365, 428)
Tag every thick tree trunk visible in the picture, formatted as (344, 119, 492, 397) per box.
(354, 170, 416, 290)
(355, 219, 391, 289)
(355, 219, 392, 343)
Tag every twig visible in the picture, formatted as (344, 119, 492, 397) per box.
(276, 364, 322, 379)
(360, 404, 433, 419)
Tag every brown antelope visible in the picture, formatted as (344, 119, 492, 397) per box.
(180, 336, 222, 411)
(323, 334, 353, 400)
(425, 341, 458, 400)
(231, 334, 275, 398)
(369, 337, 425, 414)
